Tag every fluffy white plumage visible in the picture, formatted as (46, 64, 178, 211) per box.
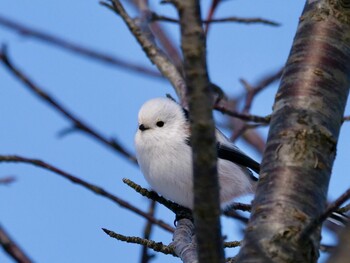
(135, 97, 257, 209)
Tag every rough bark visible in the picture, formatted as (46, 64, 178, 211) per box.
(172, 0, 225, 262)
(237, 1, 350, 262)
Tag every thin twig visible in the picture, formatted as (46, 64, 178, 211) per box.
(224, 241, 241, 248)
(0, 155, 174, 233)
(214, 103, 271, 124)
(102, 0, 187, 105)
(203, 17, 280, 26)
(0, 224, 33, 263)
(223, 210, 248, 224)
(122, 178, 191, 216)
(241, 67, 283, 113)
(0, 14, 162, 78)
(220, 98, 266, 154)
(300, 187, 350, 240)
(129, 1, 183, 70)
(151, 13, 280, 26)
(320, 244, 334, 253)
(0, 48, 137, 164)
(102, 228, 177, 256)
(343, 115, 350, 122)
(0, 176, 16, 185)
(224, 202, 252, 213)
(204, 0, 221, 34)
(140, 200, 157, 263)
(226, 257, 237, 263)
(223, 202, 251, 224)
(230, 123, 266, 142)
(338, 203, 350, 213)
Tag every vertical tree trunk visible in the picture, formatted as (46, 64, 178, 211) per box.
(173, 0, 225, 262)
(238, 1, 350, 262)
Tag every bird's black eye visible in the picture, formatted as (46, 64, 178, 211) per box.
(156, 121, 164, 127)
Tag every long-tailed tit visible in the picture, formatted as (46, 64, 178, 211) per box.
(135, 97, 259, 209)
(134, 97, 348, 226)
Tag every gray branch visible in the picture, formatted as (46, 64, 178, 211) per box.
(171, 219, 198, 263)
(104, 0, 187, 105)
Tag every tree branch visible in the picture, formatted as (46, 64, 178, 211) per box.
(102, 0, 187, 105)
(0, 224, 33, 263)
(0, 176, 16, 185)
(170, 218, 197, 263)
(0, 48, 137, 164)
(122, 178, 191, 217)
(214, 104, 271, 124)
(0, 155, 174, 233)
(0, 14, 162, 78)
(338, 203, 350, 213)
(140, 200, 157, 263)
(151, 13, 280, 26)
(102, 228, 177, 256)
(240, 67, 284, 113)
(300, 187, 350, 239)
(129, 1, 183, 70)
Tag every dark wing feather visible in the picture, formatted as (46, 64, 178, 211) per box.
(328, 211, 349, 226)
(184, 138, 260, 178)
(217, 142, 260, 176)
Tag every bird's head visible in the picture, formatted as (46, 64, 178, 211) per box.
(135, 98, 189, 146)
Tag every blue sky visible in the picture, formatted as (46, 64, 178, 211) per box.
(0, 1, 349, 262)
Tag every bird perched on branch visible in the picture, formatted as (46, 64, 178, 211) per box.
(135, 97, 259, 209)
(135, 97, 349, 227)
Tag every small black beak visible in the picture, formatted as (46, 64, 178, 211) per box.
(139, 124, 149, 131)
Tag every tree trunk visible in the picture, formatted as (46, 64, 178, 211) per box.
(237, 1, 350, 262)
(173, 0, 225, 262)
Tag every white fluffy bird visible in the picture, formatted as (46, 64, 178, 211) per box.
(135, 97, 260, 209)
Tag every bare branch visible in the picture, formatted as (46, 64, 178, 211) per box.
(0, 176, 16, 185)
(224, 202, 252, 213)
(217, 98, 266, 155)
(151, 13, 280, 26)
(338, 203, 350, 213)
(0, 14, 161, 78)
(129, 1, 183, 69)
(0, 155, 174, 233)
(0, 48, 137, 164)
(214, 103, 271, 124)
(204, 17, 280, 26)
(224, 241, 241, 248)
(140, 200, 157, 263)
(320, 244, 334, 253)
(170, 218, 197, 263)
(241, 67, 283, 113)
(223, 203, 251, 224)
(300, 187, 350, 240)
(204, 0, 221, 34)
(122, 178, 191, 217)
(343, 115, 350, 122)
(0, 224, 33, 263)
(102, 0, 187, 104)
(102, 228, 177, 256)
(226, 257, 237, 263)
